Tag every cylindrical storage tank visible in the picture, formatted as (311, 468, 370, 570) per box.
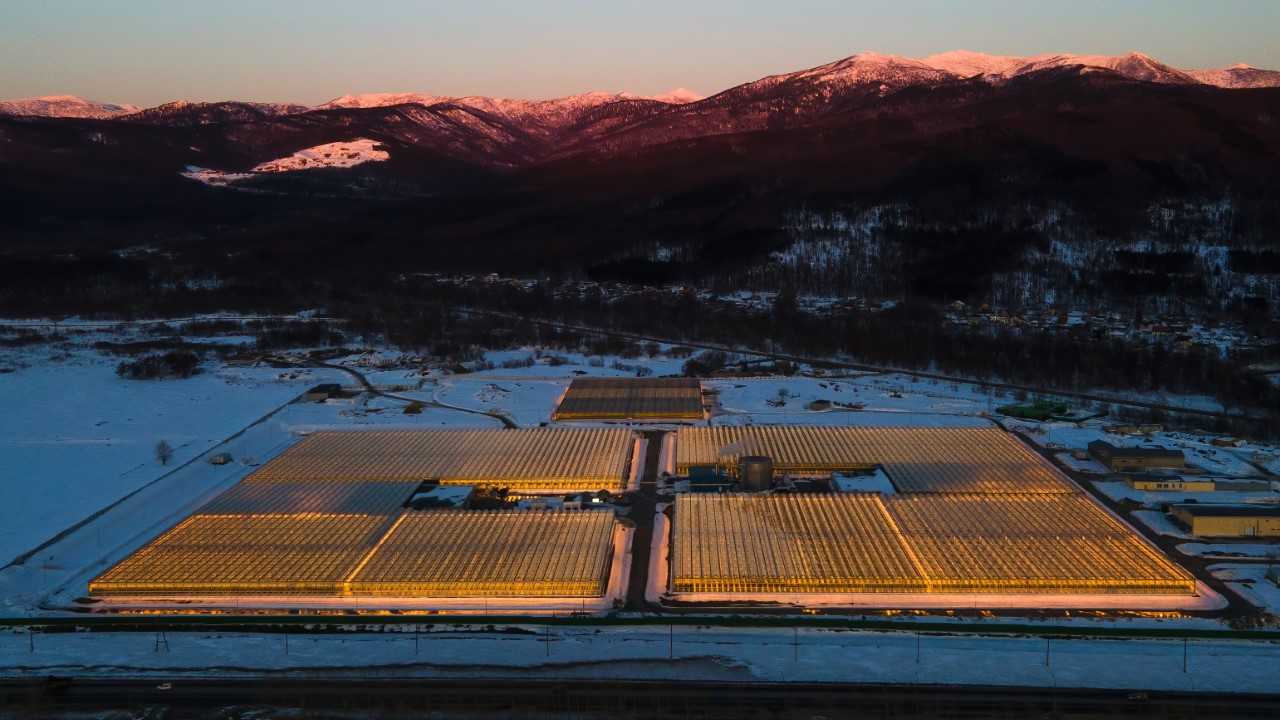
(739, 456, 773, 492)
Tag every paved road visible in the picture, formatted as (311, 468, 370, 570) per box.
(625, 430, 665, 610)
(6, 678, 1279, 718)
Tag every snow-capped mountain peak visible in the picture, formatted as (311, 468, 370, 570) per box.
(921, 50, 1028, 78)
(6, 50, 1280, 128)
(0, 95, 139, 119)
(797, 51, 952, 81)
(1011, 51, 1200, 84)
(317, 92, 452, 110)
(319, 88, 700, 113)
(649, 88, 702, 104)
(743, 51, 958, 94)
(1187, 63, 1280, 89)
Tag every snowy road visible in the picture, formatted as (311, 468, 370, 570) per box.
(3, 626, 1279, 693)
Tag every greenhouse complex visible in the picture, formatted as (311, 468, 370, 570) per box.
(668, 425, 1196, 598)
(87, 385, 1206, 610)
(90, 427, 635, 602)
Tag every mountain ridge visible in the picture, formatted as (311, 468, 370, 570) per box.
(5, 50, 1276, 123)
(0, 95, 140, 119)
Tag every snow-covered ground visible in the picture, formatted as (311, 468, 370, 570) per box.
(179, 166, 253, 187)
(184, 138, 390, 186)
(1210, 564, 1280, 614)
(251, 139, 389, 173)
(3, 625, 1279, 693)
(832, 468, 897, 494)
(0, 348, 340, 566)
(1178, 543, 1280, 560)
(708, 374, 998, 427)
(1131, 510, 1195, 539)
(422, 378, 565, 427)
(1007, 420, 1270, 478)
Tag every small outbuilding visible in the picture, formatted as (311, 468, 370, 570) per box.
(1170, 504, 1280, 538)
(1089, 440, 1184, 472)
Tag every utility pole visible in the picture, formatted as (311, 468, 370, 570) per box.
(1044, 638, 1051, 668)
(28, 630, 34, 654)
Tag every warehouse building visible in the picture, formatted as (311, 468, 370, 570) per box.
(1127, 478, 1216, 492)
(552, 377, 704, 421)
(1088, 441, 1184, 472)
(1170, 505, 1280, 538)
(1127, 477, 1272, 492)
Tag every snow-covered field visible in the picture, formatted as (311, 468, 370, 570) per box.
(708, 374, 998, 427)
(3, 625, 1278, 693)
(423, 378, 565, 427)
(1210, 564, 1280, 614)
(0, 388, 502, 616)
(0, 348, 340, 566)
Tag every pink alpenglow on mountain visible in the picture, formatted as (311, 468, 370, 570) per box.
(649, 88, 703, 104)
(920, 50, 1028, 77)
(0, 95, 139, 119)
(4, 51, 1278, 124)
(918, 51, 1280, 87)
(1187, 64, 1280, 89)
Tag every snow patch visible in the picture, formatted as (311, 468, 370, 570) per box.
(250, 138, 389, 173)
(182, 139, 389, 186)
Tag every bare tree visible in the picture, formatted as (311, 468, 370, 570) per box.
(155, 440, 173, 466)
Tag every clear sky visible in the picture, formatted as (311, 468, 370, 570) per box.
(2, 0, 1278, 106)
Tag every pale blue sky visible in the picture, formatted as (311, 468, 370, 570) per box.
(2, 0, 1277, 105)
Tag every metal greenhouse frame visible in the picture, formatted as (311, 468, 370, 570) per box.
(251, 428, 635, 491)
(675, 426, 1073, 494)
(552, 378, 704, 421)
